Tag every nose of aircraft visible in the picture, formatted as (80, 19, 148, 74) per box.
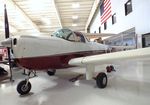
(1, 38, 12, 48)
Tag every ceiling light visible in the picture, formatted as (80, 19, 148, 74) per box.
(72, 15, 78, 19)
(41, 17, 51, 25)
(28, 0, 45, 11)
(72, 24, 77, 27)
(72, 3, 80, 8)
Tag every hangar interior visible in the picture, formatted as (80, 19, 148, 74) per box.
(0, 0, 150, 105)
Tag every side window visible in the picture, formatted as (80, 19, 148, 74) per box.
(80, 35, 85, 43)
(74, 32, 86, 43)
(68, 33, 75, 41)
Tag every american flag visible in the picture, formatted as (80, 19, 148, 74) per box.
(100, 0, 112, 25)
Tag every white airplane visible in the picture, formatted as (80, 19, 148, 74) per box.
(1, 5, 150, 95)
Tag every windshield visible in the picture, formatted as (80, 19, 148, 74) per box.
(52, 28, 73, 40)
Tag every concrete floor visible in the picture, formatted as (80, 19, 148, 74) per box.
(0, 61, 150, 105)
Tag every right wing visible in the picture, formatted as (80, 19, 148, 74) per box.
(69, 47, 150, 66)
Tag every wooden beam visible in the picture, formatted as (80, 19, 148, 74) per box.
(6, 0, 40, 33)
(85, 0, 101, 32)
(52, 0, 63, 28)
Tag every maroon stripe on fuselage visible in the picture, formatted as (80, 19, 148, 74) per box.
(14, 50, 106, 70)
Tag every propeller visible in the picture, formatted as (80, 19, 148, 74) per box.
(4, 4, 13, 81)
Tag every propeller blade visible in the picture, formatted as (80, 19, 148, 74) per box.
(4, 4, 13, 81)
(4, 4, 10, 38)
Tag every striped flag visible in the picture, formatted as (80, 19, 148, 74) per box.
(100, 0, 112, 25)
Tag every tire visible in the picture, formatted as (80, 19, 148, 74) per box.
(96, 72, 107, 88)
(17, 80, 31, 95)
(47, 69, 56, 76)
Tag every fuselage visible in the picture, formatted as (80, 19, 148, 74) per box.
(2, 29, 109, 70)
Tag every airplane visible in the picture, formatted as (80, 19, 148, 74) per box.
(2, 28, 113, 94)
(1, 5, 150, 95)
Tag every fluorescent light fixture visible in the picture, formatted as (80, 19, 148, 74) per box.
(72, 15, 78, 19)
(28, 0, 45, 11)
(72, 3, 80, 8)
(72, 24, 77, 27)
(41, 17, 51, 25)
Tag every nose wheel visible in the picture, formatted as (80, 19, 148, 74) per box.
(17, 80, 31, 95)
(17, 71, 33, 95)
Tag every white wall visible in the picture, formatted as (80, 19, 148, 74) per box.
(90, 10, 100, 33)
(89, 0, 150, 47)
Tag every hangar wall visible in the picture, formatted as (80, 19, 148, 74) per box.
(89, 0, 150, 48)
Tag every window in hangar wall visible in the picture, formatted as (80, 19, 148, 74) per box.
(104, 22, 107, 30)
(142, 33, 150, 48)
(99, 27, 101, 33)
(112, 13, 116, 24)
(125, 0, 133, 16)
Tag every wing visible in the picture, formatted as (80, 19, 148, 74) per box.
(69, 47, 150, 66)
(69, 47, 150, 80)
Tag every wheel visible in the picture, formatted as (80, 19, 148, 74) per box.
(96, 72, 107, 88)
(47, 69, 56, 76)
(17, 80, 31, 95)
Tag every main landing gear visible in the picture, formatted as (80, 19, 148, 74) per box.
(94, 65, 115, 88)
(47, 69, 56, 76)
(17, 71, 33, 95)
(96, 72, 107, 88)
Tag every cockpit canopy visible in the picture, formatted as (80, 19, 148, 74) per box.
(52, 28, 87, 43)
